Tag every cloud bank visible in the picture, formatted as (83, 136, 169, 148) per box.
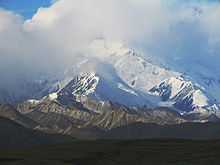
(1, 0, 220, 100)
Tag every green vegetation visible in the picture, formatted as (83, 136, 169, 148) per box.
(0, 139, 220, 165)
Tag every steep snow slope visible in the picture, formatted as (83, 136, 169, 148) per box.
(150, 76, 210, 111)
(58, 72, 158, 108)
(88, 39, 180, 91)
(70, 72, 99, 97)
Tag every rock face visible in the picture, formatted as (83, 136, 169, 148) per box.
(17, 96, 186, 138)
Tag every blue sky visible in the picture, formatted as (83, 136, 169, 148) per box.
(0, 0, 219, 19)
(0, 0, 52, 19)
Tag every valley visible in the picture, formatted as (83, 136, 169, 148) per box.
(1, 139, 220, 165)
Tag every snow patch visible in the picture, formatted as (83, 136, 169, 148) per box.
(71, 72, 99, 96)
(117, 83, 138, 96)
(27, 99, 40, 104)
(48, 92, 58, 100)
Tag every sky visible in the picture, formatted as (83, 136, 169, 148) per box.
(0, 0, 52, 19)
(0, 0, 220, 98)
(0, 0, 219, 19)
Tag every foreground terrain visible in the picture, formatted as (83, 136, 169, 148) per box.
(0, 139, 220, 165)
(1, 111, 220, 165)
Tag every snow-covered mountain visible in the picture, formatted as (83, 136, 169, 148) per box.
(84, 40, 220, 116)
(2, 39, 220, 121)
(88, 39, 180, 91)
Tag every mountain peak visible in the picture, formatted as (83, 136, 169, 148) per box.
(150, 76, 210, 112)
(57, 72, 100, 103)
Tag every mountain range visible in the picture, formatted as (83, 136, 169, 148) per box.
(1, 39, 220, 139)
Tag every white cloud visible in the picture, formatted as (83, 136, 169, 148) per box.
(1, 0, 220, 101)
